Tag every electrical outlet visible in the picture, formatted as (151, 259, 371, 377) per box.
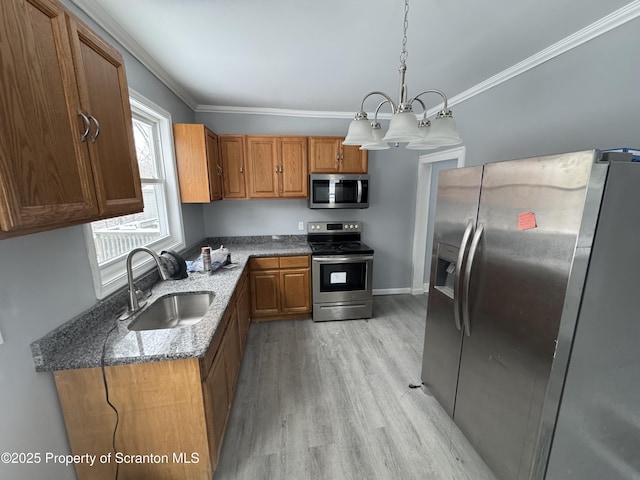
(0, 327, 4, 346)
(298, 221, 304, 231)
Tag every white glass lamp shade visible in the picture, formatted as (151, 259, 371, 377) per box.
(343, 118, 374, 146)
(406, 122, 438, 150)
(422, 115, 462, 147)
(382, 112, 421, 143)
(360, 126, 389, 150)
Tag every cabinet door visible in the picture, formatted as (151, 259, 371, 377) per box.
(67, 15, 143, 217)
(206, 129, 223, 201)
(280, 268, 311, 314)
(0, 0, 98, 232)
(203, 351, 230, 469)
(280, 137, 308, 198)
(223, 308, 241, 397)
(250, 270, 280, 317)
(236, 270, 251, 352)
(341, 144, 368, 173)
(219, 135, 247, 198)
(309, 137, 340, 173)
(246, 136, 279, 198)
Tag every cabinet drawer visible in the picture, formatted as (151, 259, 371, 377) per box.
(279, 255, 310, 269)
(250, 257, 280, 270)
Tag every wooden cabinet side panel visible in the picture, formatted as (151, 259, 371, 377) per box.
(0, 0, 98, 231)
(309, 137, 340, 173)
(280, 268, 311, 313)
(173, 124, 211, 202)
(219, 135, 247, 199)
(68, 16, 143, 216)
(246, 136, 278, 198)
(341, 144, 368, 173)
(280, 137, 308, 198)
(54, 360, 212, 480)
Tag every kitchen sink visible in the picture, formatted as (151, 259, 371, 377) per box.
(128, 292, 214, 331)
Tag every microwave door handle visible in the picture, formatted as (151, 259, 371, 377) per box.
(357, 180, 363, 203)
(329, 179, 336, 205)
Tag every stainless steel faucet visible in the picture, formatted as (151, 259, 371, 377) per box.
(120, 247, 170, 319)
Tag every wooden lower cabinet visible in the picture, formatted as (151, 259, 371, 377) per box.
(250, 255, 311, 320)
(53, 267, 252, 479)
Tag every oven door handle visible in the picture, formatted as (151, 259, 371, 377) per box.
(313, 255, 373, 263)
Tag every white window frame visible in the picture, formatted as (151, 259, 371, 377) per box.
(84, 89, 185, 299)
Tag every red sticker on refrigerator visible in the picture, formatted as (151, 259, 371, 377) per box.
(518, 212, 537, 230)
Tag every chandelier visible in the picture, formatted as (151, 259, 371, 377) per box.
(343, 0, 462, 151)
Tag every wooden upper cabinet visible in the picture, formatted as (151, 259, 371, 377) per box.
(246, 136, 279, 198)
(309, 136, 367, 174)
(173, 124, 222, 202)
(0, 0, 143, 238)
(246, 136, 308, 199)
(280, 137, 308, 198)
(0, 0, 99, 233)
(219, 135, 247, 199)
(206, 130, 223, 201)
(67, 14, 143, 217)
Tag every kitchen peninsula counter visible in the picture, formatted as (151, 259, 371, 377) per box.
(31, 236, 311, 372)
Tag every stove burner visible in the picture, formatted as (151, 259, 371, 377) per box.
(308, 241, 374, 255)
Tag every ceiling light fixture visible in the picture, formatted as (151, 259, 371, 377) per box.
(343, 0, 462, 151)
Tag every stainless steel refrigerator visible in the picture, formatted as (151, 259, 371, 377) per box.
(421, 149, 640, 480)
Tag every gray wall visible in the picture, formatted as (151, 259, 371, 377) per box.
(195, 112, 420, 292)
(453, 18, 640, 167)
(0, 2, 197, 478)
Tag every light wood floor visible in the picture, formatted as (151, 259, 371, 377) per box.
(215, 294, 497, 480)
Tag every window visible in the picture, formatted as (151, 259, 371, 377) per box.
(84, 89, 184, 299)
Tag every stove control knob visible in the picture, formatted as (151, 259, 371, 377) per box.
(349, 224, 354, 229)
(354, 224, 359, 229)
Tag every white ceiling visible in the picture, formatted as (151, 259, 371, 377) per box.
(72, 0, 634, 114)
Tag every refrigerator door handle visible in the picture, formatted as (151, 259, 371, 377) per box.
(454, 220, 475, 331)
(462, 223, 484, 336)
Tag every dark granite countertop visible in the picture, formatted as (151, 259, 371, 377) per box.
(31, 237, 311, 372)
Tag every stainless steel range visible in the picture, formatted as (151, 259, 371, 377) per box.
(307, 221, 374, 321)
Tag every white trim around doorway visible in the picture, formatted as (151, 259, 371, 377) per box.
(410, 146, 466, 295)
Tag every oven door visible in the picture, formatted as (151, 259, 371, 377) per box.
(312, 254, 373, 303)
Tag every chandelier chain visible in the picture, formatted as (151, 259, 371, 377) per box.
(400, 0, 409, 65)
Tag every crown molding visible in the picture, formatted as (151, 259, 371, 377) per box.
(69, 0, 199, 110)
(71, 0, 640, 118)
(194, 104, 395, 120)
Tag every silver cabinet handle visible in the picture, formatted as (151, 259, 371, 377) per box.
(88, 114, 100, 142)
(240, 165, 244, 174)
(279, 165, 283, 173)
(217, 165, 222, 176)
(77, 110, 90, 142)
(462, 224, 483, 336)
(454, 221, 474, 331)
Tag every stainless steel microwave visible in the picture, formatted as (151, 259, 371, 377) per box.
(308, 174, 369, 209)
